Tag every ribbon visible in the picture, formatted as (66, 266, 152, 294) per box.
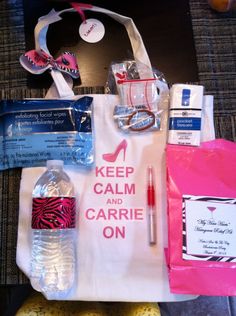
(19, 49, 80, 79)
(70, 2, 93, 22)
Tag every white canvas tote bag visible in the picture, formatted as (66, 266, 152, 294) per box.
(17, 4, 196, 302)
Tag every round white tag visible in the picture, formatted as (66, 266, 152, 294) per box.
(79, 18, 105, 43)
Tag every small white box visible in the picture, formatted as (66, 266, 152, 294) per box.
(168, 84, 204, 146)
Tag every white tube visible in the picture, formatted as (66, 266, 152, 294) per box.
(201, 95, 215, 142)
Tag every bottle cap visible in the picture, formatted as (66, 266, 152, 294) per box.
(46, 160, 64, 169)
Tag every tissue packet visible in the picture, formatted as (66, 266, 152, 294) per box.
(0, 96, 94, 170)
(168, 84, 204, 146)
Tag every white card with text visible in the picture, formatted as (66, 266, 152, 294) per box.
(182, 196, 236, 262)
(79, 19, 105, 43)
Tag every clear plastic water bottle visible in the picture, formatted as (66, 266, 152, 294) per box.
(31, 160, 76, 299)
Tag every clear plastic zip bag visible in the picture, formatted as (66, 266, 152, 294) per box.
(106, 60, 169, 133)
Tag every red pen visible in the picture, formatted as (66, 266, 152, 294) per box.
(147, 166, 157, 245)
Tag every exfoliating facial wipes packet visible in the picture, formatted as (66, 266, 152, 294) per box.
(0, 96, 94, 170)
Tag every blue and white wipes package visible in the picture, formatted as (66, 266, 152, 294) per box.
(0, 96, 94, 170)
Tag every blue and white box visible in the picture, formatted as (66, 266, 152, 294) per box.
(168, 84, 204, 146)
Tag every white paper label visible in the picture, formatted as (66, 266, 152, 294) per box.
(182, 195, 236, 262)
(79, 18, 105, 43)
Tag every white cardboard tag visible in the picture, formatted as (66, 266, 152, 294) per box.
(182, 195, 236, 262)
(79, 18, 105, 43)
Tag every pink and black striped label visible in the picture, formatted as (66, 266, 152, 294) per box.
(32, 197, 76, 229)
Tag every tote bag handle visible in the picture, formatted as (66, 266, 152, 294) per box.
(32, 4, 153, 99)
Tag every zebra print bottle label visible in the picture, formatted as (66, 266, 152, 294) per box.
(32, 197, 76, 229)
(182, 195, 236, 262)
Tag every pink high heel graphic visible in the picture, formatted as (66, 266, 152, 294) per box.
(102, 139, 128, 162)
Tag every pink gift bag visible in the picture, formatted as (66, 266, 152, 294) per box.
(166, 139, 236, 296)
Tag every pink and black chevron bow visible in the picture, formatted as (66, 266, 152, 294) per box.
(20, 49, 80, 79)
